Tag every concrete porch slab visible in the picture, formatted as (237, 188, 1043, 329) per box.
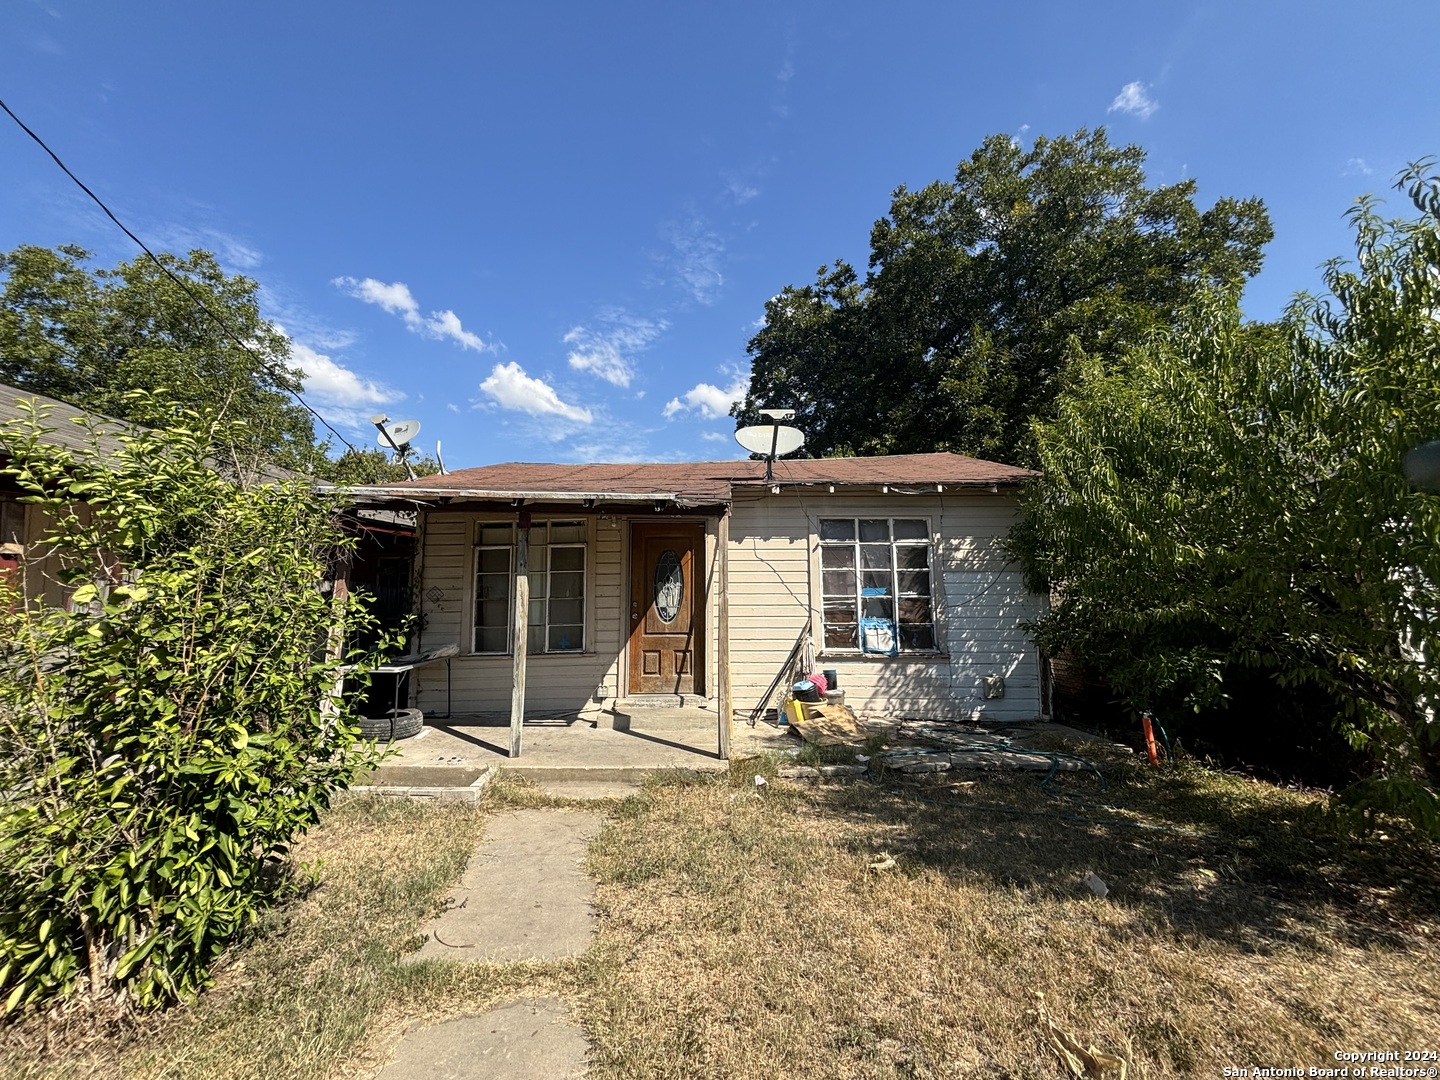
(360, 706, 794, 788)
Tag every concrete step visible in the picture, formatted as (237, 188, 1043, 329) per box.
(501, 761, 726, 783)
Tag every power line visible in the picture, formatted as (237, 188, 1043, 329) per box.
(0, 96, 358, 453)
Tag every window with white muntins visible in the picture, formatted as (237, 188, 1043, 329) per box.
(473, 520, 586, 654)
(818, 517, 936, 654)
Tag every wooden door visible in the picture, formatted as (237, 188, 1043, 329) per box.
(628, 523, 703, 695)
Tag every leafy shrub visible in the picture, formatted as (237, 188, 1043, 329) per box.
(0, 398, 384, 1011)
(1014, 165, 1440, 837)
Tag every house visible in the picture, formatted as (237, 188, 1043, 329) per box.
(342, 452, 1049, 757)
(0, 382, 416, 624)
(0, 384, 137, 607)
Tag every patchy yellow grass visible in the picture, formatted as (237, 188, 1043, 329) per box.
(581, 754, 1439, 1079)
(4, 750, 1437, 1079)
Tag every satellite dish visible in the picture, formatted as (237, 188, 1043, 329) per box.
(378, 419, 421, 450)
(736, 424, 805, 457)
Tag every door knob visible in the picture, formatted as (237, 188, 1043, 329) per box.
(631, 612, 640, 620)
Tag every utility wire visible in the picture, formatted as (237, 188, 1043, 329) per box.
(0, 96, 357, 453)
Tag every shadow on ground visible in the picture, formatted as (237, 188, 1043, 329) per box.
(801, 749, 1440, 956)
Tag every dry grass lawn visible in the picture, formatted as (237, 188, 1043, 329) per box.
(2, 741, 1437, 1079)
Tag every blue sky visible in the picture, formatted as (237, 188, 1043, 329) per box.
(2, 2, 1436, 469)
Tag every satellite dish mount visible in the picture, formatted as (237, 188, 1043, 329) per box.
(371, 414, 422, 481)
(735, 408, 805, 484)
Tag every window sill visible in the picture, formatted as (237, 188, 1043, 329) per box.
(816, 651, 950, 663)
(463, 650, 596, 660)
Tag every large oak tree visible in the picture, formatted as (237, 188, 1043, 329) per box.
(738, 128, 1273, 465)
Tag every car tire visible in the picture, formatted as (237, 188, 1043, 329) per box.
(355, 707, 424, 741)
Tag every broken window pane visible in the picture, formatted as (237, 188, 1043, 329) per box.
(899, 625, 935, 650)
(817, 515, 937, 655)
(861, 571, 891, 592)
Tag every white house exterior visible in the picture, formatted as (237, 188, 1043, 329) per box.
(346, 453, 1048, 755)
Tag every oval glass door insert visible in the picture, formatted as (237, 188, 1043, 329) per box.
(654, 549, 683, 623)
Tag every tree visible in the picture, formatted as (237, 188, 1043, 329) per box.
(0, 244, 327, 473)
(323, 446, 442, 486)
(1011, 166, 1440, 836)
(0, 395, 384, 1010)
(738, 129, 1273, 464)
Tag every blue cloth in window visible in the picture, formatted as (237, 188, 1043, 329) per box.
(860, 616, 898, 656)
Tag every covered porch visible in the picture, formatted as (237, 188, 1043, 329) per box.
(342, 464, 747, 761)
(362, 704, 793, 791)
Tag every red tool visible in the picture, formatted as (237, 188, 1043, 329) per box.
(1141, 713, 1161, 766)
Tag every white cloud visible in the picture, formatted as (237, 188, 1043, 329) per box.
(152, 225, 264, 272)
(1344, 157, 1374, 177)
(723, 172, 761, 205)
(564, 313, 667, 387)
(480, 362, 592, 424)
(1108, 81, 1158, 120)
(662, 213, 725, 305)
(700, 431, 729, 443)
(289, 341, 391, 410)
(334, 276, 495, 353)
(662, 372, 748, 420)
(276, 330, 400, 432)
(339, 277, 420, 320)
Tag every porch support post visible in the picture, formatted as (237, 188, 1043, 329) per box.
(320, 557, 351, 738)
(509, 512, 531, 758)
(717, 507, 732, 759)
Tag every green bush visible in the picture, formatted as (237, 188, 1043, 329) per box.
(1013, 166, 1440, 837)
(0, 397, 384, 1011)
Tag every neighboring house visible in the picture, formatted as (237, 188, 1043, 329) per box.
(0, 384, 135, 607)
(0, 382, 416, 620)
(344, 452, 1049, 750)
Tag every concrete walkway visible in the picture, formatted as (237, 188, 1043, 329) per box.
(377, 809, 604, 1078)
(407, 808, 603, 963)
(374, 998, 587, 1080)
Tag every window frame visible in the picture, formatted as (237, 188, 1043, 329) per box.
(471, 519, 589, 656)
(816, 516, 939, 656)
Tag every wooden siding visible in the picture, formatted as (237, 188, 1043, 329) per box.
(412, 511, 625, 716)
(725, 489, 1046, 721)
(408, 491, 1046, 721)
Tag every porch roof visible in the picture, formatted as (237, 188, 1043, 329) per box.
(334, 452, 1034, 506)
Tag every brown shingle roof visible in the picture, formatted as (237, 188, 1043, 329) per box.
(339, 452, 1034, 504)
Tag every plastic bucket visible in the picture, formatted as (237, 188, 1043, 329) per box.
(792, 679, 822, 703)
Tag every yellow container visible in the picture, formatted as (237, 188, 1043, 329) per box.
(784, 697, 808, 728)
